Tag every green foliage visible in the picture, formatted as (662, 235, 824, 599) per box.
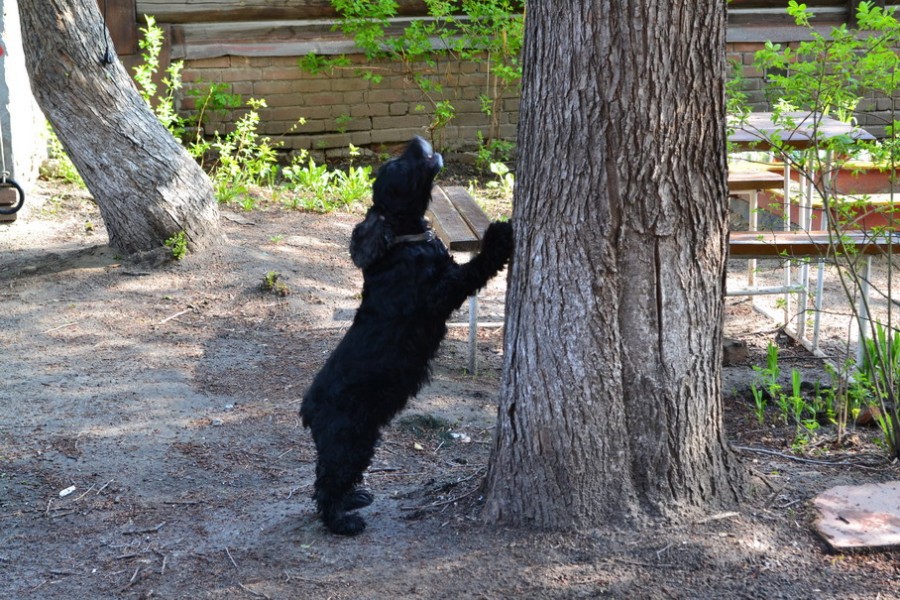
(725, 57, 749, 121)
(281, 145, 375, 212)
(749, 345, 825, 444)
(856, 322, 900, 453)
(164, 231, 188, 260)
(431, 100, 456, 140)
(300, 0, 523, 145)
(282, 150, 332, 208)
(41, 125, 85, 187)
(127, 15, 398, 217)
(134, 15, 185, 136)
(747, 1, 900, 154)
(183, 82, 243, 132)
(331, 155, 376, 206)
(486, 161, 514, 197)
(134, 15, 166, 104)
(753, 343, 782, 403)
(195, 98, 281, 206)
(135, 17, 279, 207)
(334, 114, 353, 134)
(475, 131, 515, 172)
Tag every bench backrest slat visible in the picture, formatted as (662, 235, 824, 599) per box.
(729, 230, 900, 258)
(727, 171, 784, 192)
(428, 187, 481, 252)
(444, 186, 492, 239)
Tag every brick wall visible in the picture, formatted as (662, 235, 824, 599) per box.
(180, 54, 519, 159)
(727, 41, 899, 138)
(179, 42, 898, 160)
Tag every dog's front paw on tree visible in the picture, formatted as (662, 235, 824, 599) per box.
(482, 221, 515, 265)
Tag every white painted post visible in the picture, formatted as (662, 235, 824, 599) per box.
(0, 0, 46, 197)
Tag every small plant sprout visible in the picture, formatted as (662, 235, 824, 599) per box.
(777, 392, 792, 426)
(260, 271, 290, 297)
(789, 368, 809, 436)
(486, 162, 515, 197)
(751, 382, 767, 425)
(42, 125, 85, 187)
(751, 343, 782, 401)
(164, 231, 189, 261)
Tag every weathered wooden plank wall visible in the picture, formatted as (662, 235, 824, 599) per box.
(163, 5, 895, 60)
(135, 1, 428, 23)
(101, 2, 899, 60)
(98, 1, 900, 150)
(730, 0, 846, 7)
(97, 0, 138, 54)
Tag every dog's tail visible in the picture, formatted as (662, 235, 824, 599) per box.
(349, 209, 393, 270)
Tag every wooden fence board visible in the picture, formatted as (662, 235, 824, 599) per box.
(98, 0, 138, 55)
(136, 1, 428, 24)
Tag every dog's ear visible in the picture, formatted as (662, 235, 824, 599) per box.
(350, 210, 394, 269)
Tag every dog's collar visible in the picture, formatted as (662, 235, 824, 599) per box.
(391, 229, 435, 245)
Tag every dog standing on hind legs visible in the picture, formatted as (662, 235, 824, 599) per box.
(300, 136, 513, 536)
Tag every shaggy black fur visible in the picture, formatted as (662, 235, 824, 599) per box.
(300, 136, 513, 536)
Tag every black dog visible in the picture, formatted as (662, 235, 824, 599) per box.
(300, 137, 513, 536)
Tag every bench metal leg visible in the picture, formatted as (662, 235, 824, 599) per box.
(797, 259, 811, 340)
(812, 259, 825, 351)
(748, 189, 758, 288)
(856, 257, 873, 367)
(782, 159, 793, 326)
(468, 294, 478, 375)
(796, 166, 816, 342)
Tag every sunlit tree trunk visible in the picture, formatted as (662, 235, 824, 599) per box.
(483, 1, 744, 530)
(19, 0, 220, 255)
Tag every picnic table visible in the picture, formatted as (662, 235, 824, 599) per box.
(727, 112, 887, 362)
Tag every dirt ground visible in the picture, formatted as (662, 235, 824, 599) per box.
(1, 178, 899, 600)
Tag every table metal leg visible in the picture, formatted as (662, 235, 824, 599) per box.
(812, 259, 825, 352)
(782, 159, 793, 325)
(468, 294, 478, 375)
(856, 257, 873, 367)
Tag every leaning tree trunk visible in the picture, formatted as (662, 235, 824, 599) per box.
(18, 0, 220, 255)
(483, 1, 744, 530)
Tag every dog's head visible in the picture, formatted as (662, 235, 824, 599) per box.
(371, 136, 443, 219)
(350, 137, 443, 269)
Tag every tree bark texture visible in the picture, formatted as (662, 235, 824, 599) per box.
(19, 0, 221, 255)
(483, 1, 744, 530)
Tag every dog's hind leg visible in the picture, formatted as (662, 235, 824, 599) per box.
(312, 428, 379, 536)
(342, 488, 374, 510)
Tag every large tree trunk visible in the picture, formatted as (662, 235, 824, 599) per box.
(18, 0, 220, 255)
(483, 1, 744, 529)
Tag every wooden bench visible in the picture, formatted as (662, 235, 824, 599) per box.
(427, 186, 492, 252)
(728, 229, 900, 364)
(727, 169, 786, 287)
(727, 169, 784, 193)
(426, 185, 495, 375)
(729, 230, 900, 259)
